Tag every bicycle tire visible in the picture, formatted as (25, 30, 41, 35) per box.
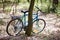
(32, 19, 46, 34)
(6, 18, 23, 36)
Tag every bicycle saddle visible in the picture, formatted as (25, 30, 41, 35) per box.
(21, 10, 28, 13)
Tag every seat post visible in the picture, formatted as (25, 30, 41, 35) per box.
(21, 10, 28, 26)
(23, 12, 27, 26)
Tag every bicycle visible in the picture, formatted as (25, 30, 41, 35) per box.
(6, 6, 46, 36)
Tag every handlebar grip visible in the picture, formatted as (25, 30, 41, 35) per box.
(35, 6, 40, 10)
(35, 6, 41, 11)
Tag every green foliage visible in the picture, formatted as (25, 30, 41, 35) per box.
(0, 0, 60, 15)
(4, 6, 11, 13)
(56, 2, 60, 16)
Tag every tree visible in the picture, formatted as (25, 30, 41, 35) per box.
(2, 0, 4, 12)
(25, 0, 35, 36)
(27, 0, 30, 2)
(52, 0, 58, 12)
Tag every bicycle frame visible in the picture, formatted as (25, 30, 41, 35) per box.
(6, 6, 46, 36)
(21, 11, 39, 26)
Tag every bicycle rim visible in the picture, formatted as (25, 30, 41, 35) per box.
(32, 19, 46, 34)
(6, 19, 23, 36)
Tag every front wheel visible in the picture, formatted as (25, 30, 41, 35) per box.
(6, 19, 23, 36)
(32, 19, 46, 34)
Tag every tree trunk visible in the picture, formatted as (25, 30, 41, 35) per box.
(25, 0, 35, 36)
(52, 0, 58, 12)
(2, 0, 4, 12)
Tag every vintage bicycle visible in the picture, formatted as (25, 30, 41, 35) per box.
(6, 6, 46, 36)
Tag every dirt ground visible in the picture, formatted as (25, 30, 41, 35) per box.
(0, 13, 60, 40)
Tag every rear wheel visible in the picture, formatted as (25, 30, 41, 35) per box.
(6, 19, 23, 36)
(32, 19, 46, 34)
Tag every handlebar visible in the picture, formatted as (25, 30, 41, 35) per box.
(35, 6, 44, 13)
(35, 6, 42, 11)
(21, 10, 28, 13)
(21, 6, 43, 13)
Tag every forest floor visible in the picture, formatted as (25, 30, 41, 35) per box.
(0, 13, 60, 40)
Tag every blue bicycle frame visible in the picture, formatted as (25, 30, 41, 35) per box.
(21, 11, 39, 26)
